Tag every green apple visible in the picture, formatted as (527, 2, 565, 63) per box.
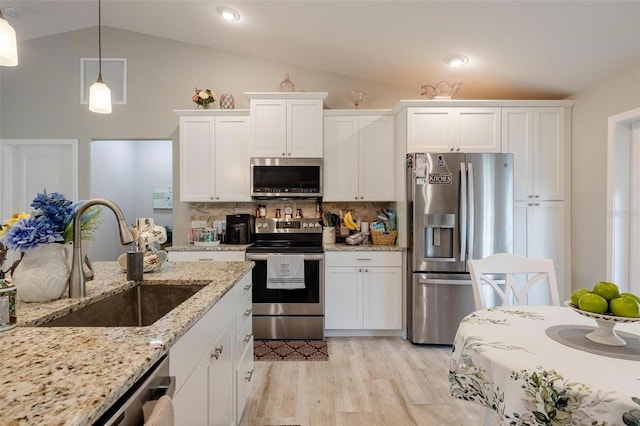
(570, 289, 591, 306)
(610, 296, 640, 318)
(621, 292, 640, 304)
(592, 281, 620, 301)
(578, 292, 608, 314)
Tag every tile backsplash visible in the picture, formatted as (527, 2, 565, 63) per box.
(188, 201, 395, 227)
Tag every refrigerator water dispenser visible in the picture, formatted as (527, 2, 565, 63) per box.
(423, 213, 455, 261)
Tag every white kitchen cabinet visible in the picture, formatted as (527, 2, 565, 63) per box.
(323, 112, 395, 201)
(504, 107, 570, 299)
(325, 251, 402, 331)
(502, 107, 566, 201)
(169, 250, 246, 262)
(514, 200, 566, 300)
(171, 272, 253, 426)
(177, 111, 250, 202)
(246, 92, 328, 158)
(406, 107, 501, 153)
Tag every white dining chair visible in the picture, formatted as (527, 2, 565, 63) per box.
(467, 253, 560, 426)
(468, 253, 560, 310)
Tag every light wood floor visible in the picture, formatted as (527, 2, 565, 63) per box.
(240, 337, 483, 426)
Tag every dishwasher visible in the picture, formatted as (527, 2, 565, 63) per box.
(94, 354, 175, 426)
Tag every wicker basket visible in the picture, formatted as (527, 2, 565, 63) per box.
(370, 230, 397, 245)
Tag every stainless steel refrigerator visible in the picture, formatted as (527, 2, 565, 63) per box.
(407, 152, 513, 344)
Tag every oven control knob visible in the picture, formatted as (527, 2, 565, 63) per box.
(314, 223, 320, 228)
(302, 223, 308, 228)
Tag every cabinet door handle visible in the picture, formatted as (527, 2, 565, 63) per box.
(534, 194, 540, 198)
(211, 345, 224, 360)
(456, 148, 460, 152)
(244, 308, 253, 317)
(282, 152, 286, 157)
(529, 194, 534, 198)
(450, 148, 454, 152)
(354, 196, 358, 200)
(243, 283, 252, 291)
(245, 369, 255, 382)
(528, 203, 534, 206)
(244, 333, 253, 343)
(534, 203, 540, 206)
(364, 269, 368, 273)
(356, 258, 372, 261)
(358, 268, 362, 272)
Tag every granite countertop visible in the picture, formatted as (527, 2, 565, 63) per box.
(166, 243, 251, 252)
(1, 260, 254, 426)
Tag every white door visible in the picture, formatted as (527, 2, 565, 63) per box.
(1, 139, 78, 264)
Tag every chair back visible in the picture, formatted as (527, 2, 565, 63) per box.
(468, 253, 560, 310)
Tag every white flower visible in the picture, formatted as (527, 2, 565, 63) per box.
(198, 91, 210, 100)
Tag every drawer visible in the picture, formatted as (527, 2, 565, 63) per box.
(236, 312, 253, 357)
(168, 250, 245, 262)
(236, 336, 255, 423)
(325, 251, 401, 267)
(236, 286, 253, 327)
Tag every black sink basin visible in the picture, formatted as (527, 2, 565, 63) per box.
(40, 283, 208, 327)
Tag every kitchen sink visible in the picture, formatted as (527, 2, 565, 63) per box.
(40, 283, 208, 327)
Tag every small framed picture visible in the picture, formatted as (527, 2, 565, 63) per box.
(153, 187, 173, 209)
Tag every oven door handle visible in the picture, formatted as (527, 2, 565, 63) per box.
(246, 253, 324, 261)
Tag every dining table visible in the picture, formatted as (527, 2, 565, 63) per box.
(449, 305, 640, 426)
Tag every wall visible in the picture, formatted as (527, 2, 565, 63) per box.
(0, 26, 416, 248)
(569, 63, 640, 290)
(2, 26, 639, 276)
(90, 139, 172, 260)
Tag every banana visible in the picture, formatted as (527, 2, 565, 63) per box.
(344, 211, 355, 230)
(344, 211, 359, 230)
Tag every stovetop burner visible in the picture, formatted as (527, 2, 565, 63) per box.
(247, 217, 324, 254)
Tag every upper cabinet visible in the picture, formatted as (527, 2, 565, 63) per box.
(246, 92, 328, 158)
(323, 112, 395, 201)
(176, 110, 250, 202)
(405, 107, 501, 153)
(502, 107, 567, 201)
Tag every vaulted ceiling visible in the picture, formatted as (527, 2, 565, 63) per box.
(4, 0, 640, 99)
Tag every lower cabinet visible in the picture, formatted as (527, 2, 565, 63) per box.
(514, 200, 566, 301)
(325, 251, 402, 331)
(171, 272, 254, 425)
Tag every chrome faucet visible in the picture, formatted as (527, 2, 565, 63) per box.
(69, 198, 135, 298)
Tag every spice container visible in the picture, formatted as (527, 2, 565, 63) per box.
(0, 271, 17, 331)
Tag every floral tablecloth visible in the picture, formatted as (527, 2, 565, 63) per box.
(449, 306, 640, 426)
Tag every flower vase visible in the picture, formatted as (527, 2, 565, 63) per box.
(12, 244, 70, 302)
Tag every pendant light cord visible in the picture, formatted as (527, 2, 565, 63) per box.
(97, 0, 103, 81)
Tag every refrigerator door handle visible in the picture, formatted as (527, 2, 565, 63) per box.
(459, 162, 467, 263)
(467, 162, 475, 261)
(417, 278, 472, 285)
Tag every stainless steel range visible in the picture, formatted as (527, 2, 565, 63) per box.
(246, 217, 324, 340)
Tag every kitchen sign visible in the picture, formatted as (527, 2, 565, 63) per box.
(429, 173, 452, 184)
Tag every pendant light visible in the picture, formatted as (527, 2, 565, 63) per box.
(0, 7, 18, 66)
(89, 0, 111, 114)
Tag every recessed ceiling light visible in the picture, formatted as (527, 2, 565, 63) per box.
(447, 55, 469, 68)
(217, 6, 240, 21)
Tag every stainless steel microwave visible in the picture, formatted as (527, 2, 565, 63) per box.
(250, 157, 323, 198)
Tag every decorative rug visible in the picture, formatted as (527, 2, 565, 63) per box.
(254, 339, 329, 361)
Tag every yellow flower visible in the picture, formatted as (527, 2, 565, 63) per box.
(0, 212, 30, 237)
